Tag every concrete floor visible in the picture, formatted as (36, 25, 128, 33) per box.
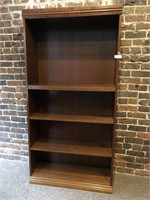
(0, 159, 149, 200)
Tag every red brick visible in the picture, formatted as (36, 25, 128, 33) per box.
(128, 85, 147, 91)
(125, 137, 144, 145)
(122, 7, 135, 15)
(121, 39, 132, 46)
(119, 70, 130, 77)
(0, 8, 9, 13)
(136, 23, 150, 30)
(126, 163, 144, 169)
(15, 86, 26, 92)
(0, 116, 10, 121)
(145, 164, 150, 170)
(135, 7, 150, 14)
(141, 78, 150, 84)
(14, 0, 29, 3)
(7, 68, 23, 73)
(127, 150, 144, 157)
(119, 105, 138, 112)
(3, 48, 11, 54)
(128, 98, 138, 104)
(132, 39, 143, 45)
(125, 15, 146, 23)
(0, 68, 6, 73)
(147, 14, 150, 21)
(2, 14, 12, 20)
(118, 84, 128, 90)
(128, 125, 146, 132)
(116, 167, 134, 174)
(118, 98, 128, 104)
(0, 93, 7, 98)
(135, 170, 150, 176)
(138, 119, 149, 125)
(119, 118, 137, 124)
(15, 93, 24, 99)
(7, 80, 22, 86)
(0, 21, 11, 27)
(125, 0, 147, 5)
(138, 99, 148, 106)
(132, 71, 150, 77)
(115, 148, 126, 154)
(117, 131, 136, 137)
(114, 160, 126, 167)
(130, 47, 141, 54)
(141, 63, 150, 70)
(121, 47, 130, 54)
(133, 144, 142, 151)
(122, 23, 135, 31)
(137, 132, 150, 139)
(16, 99, 27, 105)
(123, 54, 131, 61)
(136, 157, 149, 164)
(120, 77, 140, 84)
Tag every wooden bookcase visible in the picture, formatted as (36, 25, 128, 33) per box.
(22, 5, 122, 193)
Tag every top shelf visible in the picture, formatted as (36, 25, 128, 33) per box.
(28, 84, 116, 92)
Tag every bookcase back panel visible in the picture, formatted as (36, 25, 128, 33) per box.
(26, 15, 119, 85)
(28, 90, 115, 117)
(32, 151, 111, 168)
(29, 121, 112, 144)
(37, 41, 116, 85)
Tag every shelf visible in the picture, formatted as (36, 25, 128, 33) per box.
(29, 112, 114, 124)
(28, 84, 116, 92)
(30, 162, 112, 193)
(31, 137, 112, 157)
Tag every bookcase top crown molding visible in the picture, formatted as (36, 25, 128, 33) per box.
(22, 4, 123, 19)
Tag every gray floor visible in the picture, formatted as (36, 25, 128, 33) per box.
(0, 159, 149, 200)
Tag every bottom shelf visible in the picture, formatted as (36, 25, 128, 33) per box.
(30, 162, 112, 193)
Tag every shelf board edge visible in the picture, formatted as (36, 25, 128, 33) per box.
(28, 84, 116, 92)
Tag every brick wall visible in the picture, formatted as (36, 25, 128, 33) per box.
(115, 0, 150, 176)
(0, 0, 149, 176)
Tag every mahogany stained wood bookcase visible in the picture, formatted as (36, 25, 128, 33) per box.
(22, 4, 122, 193)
